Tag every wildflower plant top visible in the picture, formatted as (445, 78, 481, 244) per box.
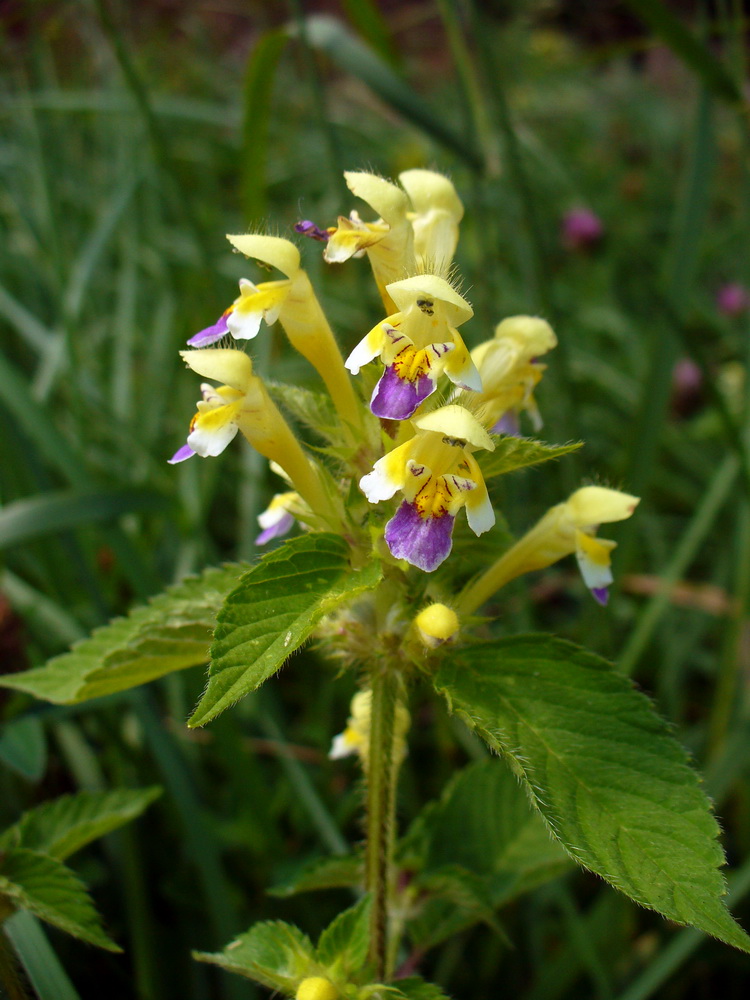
(4, 168, 748, 1000)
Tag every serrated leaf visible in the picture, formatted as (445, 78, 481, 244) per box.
(0, 787, 161, 861)
(189, 534, 381, 727)
(269, 853, 364, 897)
(478, 437, 582, 480)
(419, 759, 570, 906)
(0, 716, 46, 780)
(316, 895, 371, 977)
(0, 563, 248, 704)
(387, 977, 451, 1000)
(413, 866, 506, 945)
(193, 920, 316, 990)
(0, 849, 120, 951)
(436, 635, 750, 953)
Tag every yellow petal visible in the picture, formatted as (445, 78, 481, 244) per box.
(344, 171, 409, 222)
(493, 315, 558, 355)
(566, 486, 640, 526)
(414, 405, 495, 452)
(225, 234, 300, 278)
(180, 348, 254, 391)
(399, 169, 464, 220)
(386, 274, 473, 327)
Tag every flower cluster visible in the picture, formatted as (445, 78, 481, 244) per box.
(171, 168, 638, 601)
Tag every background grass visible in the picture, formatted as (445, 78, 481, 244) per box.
(1, 0, 750, 997)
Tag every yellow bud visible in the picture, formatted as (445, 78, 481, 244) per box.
(415, 603, 460, 647)
(296, 977, 338, 1000)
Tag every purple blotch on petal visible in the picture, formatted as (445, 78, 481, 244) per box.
(168, 444, 195, 464)
(187, 311, 231, 347)
(294, 220, 330, 242)
(491, 411, 521, 437)
(591, 586, 609, 606)
(255, 511, 295, 546)
(370, 365, 434, 420)
(385, 501, 455, 572)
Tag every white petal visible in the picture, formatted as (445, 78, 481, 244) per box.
(187, 420, 239, 458)
(227, 308, 263, 341)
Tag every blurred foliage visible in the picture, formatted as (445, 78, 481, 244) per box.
(1, 0, 750, 997)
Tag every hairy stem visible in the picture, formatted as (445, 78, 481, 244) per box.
(364, 662, 401, 980)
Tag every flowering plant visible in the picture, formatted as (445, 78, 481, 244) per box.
(2, 169, 748, 998)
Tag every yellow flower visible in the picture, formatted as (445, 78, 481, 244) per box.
(217, 235, 363, 433)
(346, 274, 480, 420)
(296, 978, 338, 1000)
(360, 405, 495, 572)
(170, 348, 330, 519)
(329, 690, 410, 769)
(323, 170, 463, 312)
(468, 316, 557, 434)
(457, 486, 640, 613)
(414, 603, 460, 648)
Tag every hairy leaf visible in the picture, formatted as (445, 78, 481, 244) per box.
(189, 534, 381, 727)
(479, 437, 582, 480)
(0, 563, 248, 704)
(316, 895, 371, 977)
(0, 849, 119, 951)
(436, 635, 750, 952)
(0, 787, 161, 861)
(419, 759, 570, 906)
(193, 920, 315, 989)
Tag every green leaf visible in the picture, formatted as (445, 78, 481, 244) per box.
(316, 895, 371, 978)
(478, 437, 583, 480)
(269, 853, 364, 897)
(0, 849, 120, 951)
(435, 635, 750, 953)
(267, 381, 341, 446)
(410, 866, 506, 949)
(622, 0, 743, 105)
(193, 920, 316, 990)
(0, 563, 248, 704)
(0, 488, 168, 549)
(189, 534, 381, 728)
(0, 716, 47, 780)
(419, 759, 570, 906)
(387, 977, 451, 1000)
(0, 787, 161, 861)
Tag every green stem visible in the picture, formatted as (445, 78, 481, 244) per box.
(364, 662, 402, 981)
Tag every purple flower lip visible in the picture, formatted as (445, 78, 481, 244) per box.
(384, 500, 455, 572)
(187, 311, 231, 347)
(168, 443, 195, 464)
(255, 510, 295, 546)
(294, 220, 330, 242)
(591, 586, 609, 606)
(370, 365, 434, 420)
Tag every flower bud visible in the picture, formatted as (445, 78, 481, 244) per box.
(296, 977, 338, 1000)
(415, 603, 460, 647)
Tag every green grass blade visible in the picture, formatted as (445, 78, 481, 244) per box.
(241, 29, 288, 225)
(0, 489, 169, 550)
(3, 911, 82, 1000)
(299, 14, 483, 169)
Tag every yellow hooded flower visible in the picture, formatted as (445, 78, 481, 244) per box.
(457, 486, 640, 613)
(346, 275, 480, 420)
(469, 316, 557, 434)
(169, 348, 329, 518)
(360, 405, 495, 572)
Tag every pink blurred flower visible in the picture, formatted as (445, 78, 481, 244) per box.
(716, 283, 750, 318)
(561, 208, 604, 251)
